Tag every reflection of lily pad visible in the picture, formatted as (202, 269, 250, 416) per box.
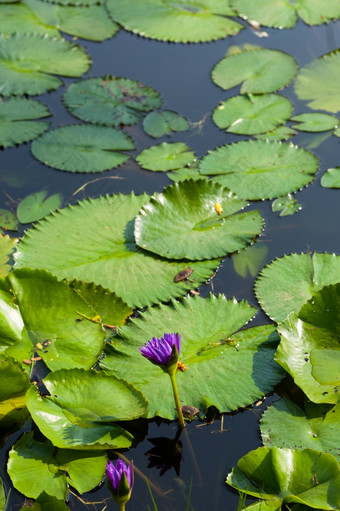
(143, 110, 189, 138)
(135, 180, 264, 260)
(199, 140, 319, 200)
(63, 77, 162, 126)
(136, 142, 196, 171)
(100, 294, 284, 419)
(106, 0, 243, 43)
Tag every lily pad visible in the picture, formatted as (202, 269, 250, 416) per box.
(254, 252, 340, 323)
(17, 191, 62, 224)
(105, 0, 244, 43)
(199, 140, 319, 200)
(295, 51, 340, 114)
(256, 126, 297, 141)
(271, 194, 301, 216)
(0, 2, 60, 37)
(0, 34, 90, 96)
(26, 369, 147, 449)
(14, 193, 220, 308)
(213, 94, 292, 135)
(135, 180, 264, 260)
(0, 356, 30, 428)
(0, 209, 17, 231)
(136, 142, 196, 171)
(0, 479, 4, 511)
(321, 167, 340, 188)
(63, 76, 162, 126)
(291, 113, 338, 132)
(31, 125, 134, 173)
(168, 167, 204, 182)
(212, 48, 298, 93)
(0, 235, 17, 277)
(226, 446, 340, 509)
(0, 98, 50, 148)
(261, 397, 340, 462)
(143, 110, 190, 138)
(100, 294, 284, 419)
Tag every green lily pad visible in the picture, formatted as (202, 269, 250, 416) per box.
(17, 191, 62, 224)
(31, 125, 134, 173)
(0, 34, 90, 96)
(295, 51, 340, 114)
(254, 252, 340, 323)
(0, 209, 17, 231)
(0, 2, 60, 37)
(0, 235, 17, 277)
(106, 0, 244, 43)
(261, 397, 340, 462)
(232, 244, 268, 278)
(135, 180, 264, 260)
(168, 167, 204, 182)
(212, 48, 298, 93)
(199, 140, 319, 200)
(14, 193, 220, 308)
(256, 126, 297, 141)
(63, 76, 162, 126)
(100, 294, 284, 419)
(136, 142, 196, 171)
(0, 479, 4, 511)
(321, 167, 340, 188)
(272, 194, 301, 216)
(213, 94, 292, 135)
(226, 446, 340, 509)
(0, 356, 30, 428)
(21, 493, 68, 511)
(0, 98, 51, 148)
(291, 113, 339, 132)
(143, 110, 190, 138)
(26, 369, 147, 449)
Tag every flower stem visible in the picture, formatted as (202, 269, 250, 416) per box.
(169, 372, 186, 430)
(119, 505, 125, 511)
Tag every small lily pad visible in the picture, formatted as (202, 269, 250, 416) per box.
(17, 191, 62, 224)
(143, 110, 189, 138)
(321, 167, 340, 188)
(136, 142, 196, 171)
(256, 126, 296, 141)
(0, 209, 17, 231)
(291, 113, 339, 132)
(271, 194, 301, 216)
(168, 167, 204, 182)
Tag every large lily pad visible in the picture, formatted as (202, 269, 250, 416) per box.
(0, 34, 90, 96)
(226, 446, 340, 509)
(294, 51, 340, 114)
(213, 94, 292, 135)
(106, 0, 243, 43)
(261, 397, 340, 463)
(199, 140, 319, 200)
(0, 98, 50, 148)
(254, 252, 340, 323)
(0, 356, 30, 428)
(0, 2, 60, 37)
(14, 193, 220, 308)
(135, 180, 264, 260)
(31, 125, 134, 173)
(100, 294, 284, 419)
(26, 369, 147, 449)
(276, 284, 340, 404)
(63, 76, 162, 127)
(136, 142, 196, 171)
(143, 110, 189, 138)
(212, 48, 298, 93)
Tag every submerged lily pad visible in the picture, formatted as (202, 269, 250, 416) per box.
(135, 180, 264, 260)
(136, 142, 196, 171)
(31, 125, 134, 173)
(212, 48, 298, 93)
(143, 110, 189, 138)
(0, 98, 50, 148)
(232, 244, 268, 279)
(0, 34, 90, 96)
(321, 167, 340, 188)
(199, 140, 319, 200)
(291, 113, 339, 132)
(26, 369, 147, 449)
(0, 210, 17, 231)
(106, 0, 243, 43)
(0, 357, 30, 428)
(294, 51, 340, 113)
(213, 94, 292, 135)
(17, 191, 62, 224)
(63, 76, 162, 126)
(255, 252, 340, 322)
(100, 294, 284, 419)
(14, 193, 220, 308)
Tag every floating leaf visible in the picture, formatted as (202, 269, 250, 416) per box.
(261, 397, 340, 463)
(0, 356, 30, 428)
(271, 194, 301, 216)
(135, 180, 264, 260)
(26, 369, 147, 449)
(100, 294, 284, 419)
(0, 235, 17, 277)
(106, 0, 243, 43)
(21, 493, 69, 511)
(212, 48, 298, 93)
(0, 34, 90, 96)
(213, 94, 292, 135)
(320, 167, 340, 188)
(256, 126, 296, 141)
(168, 167, 204, 182)
(232, 244, 268, 278)
(17, 191, 62, 224)
(199, 140, 319, 200)
(255, 252, 340, 323)
(31, 125, 134, 173)
(0, 98, 50, 148)
(291, 113, 338, 132)
(226, 446, 340, 509)
(0, 2, 60, 37)
(143, 110, 189, 138)
(295, 51, 340, 114)
(0, 479, 4, 511)
(136, 142, 196, 171)
(63, 76, 162, 126)
(0, 209, 17, 231)
(15, 193, 220, 308)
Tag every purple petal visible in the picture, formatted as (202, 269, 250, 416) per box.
(139, 333, 181, 366)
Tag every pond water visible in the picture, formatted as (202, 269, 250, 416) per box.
(1, 10, 340, 511)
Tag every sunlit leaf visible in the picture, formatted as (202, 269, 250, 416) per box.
(291, 113, 338, 132)
(17, 191, 62, 224)
(143, 110, 190, 138)
(0, 356, 30, 428)
(0, 478, 5, 511)
(320, 167, 340, 188)
(271, 194, 301, 216)
(0, 2, 60, 38)
(136, 142, 196, 171)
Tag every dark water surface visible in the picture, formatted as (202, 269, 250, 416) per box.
(1, 15, 340, 511)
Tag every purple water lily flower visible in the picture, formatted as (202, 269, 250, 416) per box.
(106, 459, 133, 507)
(139, 333, 181, 367)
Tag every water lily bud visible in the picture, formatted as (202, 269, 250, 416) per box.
(139, 333, 181, 375)
(106, 459, 133, 508)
